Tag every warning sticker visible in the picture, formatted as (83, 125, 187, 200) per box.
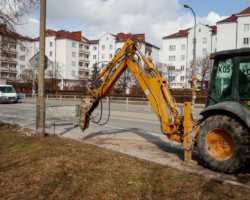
(145, 89, 150, 95)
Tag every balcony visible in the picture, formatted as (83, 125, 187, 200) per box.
(79, 57, 90, 63)
(0, 66, 9, 72)
(78, 66, 89, 72)
(0, 57, 17, 63)
(9, 67, 17, 72)
(79, 48, 90, 54)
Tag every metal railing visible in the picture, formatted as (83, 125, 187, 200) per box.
(20, 93, 153, 112)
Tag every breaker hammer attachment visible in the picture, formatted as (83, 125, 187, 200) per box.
(79, 97, 98, 131)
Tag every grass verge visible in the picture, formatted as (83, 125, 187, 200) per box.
(0, 122, 249, 200)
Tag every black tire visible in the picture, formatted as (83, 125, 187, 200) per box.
(197, 115, 250, 173)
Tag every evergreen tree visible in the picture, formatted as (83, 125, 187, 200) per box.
(88, 62, 102, 89)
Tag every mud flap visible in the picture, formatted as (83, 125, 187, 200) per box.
(79, 97, 95, 131)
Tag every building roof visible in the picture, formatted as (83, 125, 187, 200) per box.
(45, 29, 82, 41)
(0, 24, 34, 41)
(111, 33, 145, 42)
(163, 24, 216, 39)
(217, 6, 250, 23)
(163, 28, 191, 39)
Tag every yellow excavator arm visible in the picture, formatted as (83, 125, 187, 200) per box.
(79, 40, 193, 148)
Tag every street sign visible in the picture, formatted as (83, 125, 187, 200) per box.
(29, 52, 51, 70)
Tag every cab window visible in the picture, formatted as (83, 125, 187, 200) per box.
(238, 57, 250, 100)
(207, 58, 234, 107)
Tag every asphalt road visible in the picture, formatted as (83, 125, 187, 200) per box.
(0, 99, 203, 138)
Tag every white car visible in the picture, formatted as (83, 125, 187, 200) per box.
(0, 85, 18, 103)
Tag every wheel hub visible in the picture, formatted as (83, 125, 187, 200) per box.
(206, 128, 234, 160)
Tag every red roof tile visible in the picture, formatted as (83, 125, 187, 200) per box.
(237, 6, 250, 15)
(45, 29, 82, 41)
(163, 25, 217, 39)
(208, 25, 217, 34)
(0, 24, 34, 41)
(217, 7, 250, 23)
(112, 33, 145, 42)
(163, 28, 191, 39)
(217, 14, 237, 23)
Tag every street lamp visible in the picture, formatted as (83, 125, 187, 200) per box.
(184, 4, 197, 107)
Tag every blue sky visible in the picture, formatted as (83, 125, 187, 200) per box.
(179, 0, 249, 17)
(17, 0, 250, 48)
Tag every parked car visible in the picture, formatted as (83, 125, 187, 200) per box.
(0, 85, 18, 103)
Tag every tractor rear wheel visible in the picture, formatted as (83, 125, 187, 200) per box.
(197, 115, 249, 173)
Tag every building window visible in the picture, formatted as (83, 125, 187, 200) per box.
(50, 42, 52, 47)
(93, 46, 97, 51)
(102, 54, 105, 59)
(243, 38, 249, 45)
(109, 45, 113, 50)
(72, 52, 76, 57)
(203, 38, 207, 44)
(20, 56, 25, 61)
(244, 24, 250, 31)
(93, 55, 97, 59)
(102, 45, 105, 50)
(180, 76, 185, 81)
(109, 54, 113, 59)
(202, 48, 207, 55)
(199, 28, 201, 32)
(181, 55, 185, 61)
(72, 42, 76, 48)
(169, 56, 176, 61)
(72, 61, 76, 67)
(20, 46, 25, 52)
(181, 44, 185, 51)
(71, 70, 76, 76)
(106, 37, 108, 40)
(181, 65, 185, 71)
(20, 65, 25, 70)
(169, 76, 175, 81)
(49, 51, 52, 56)
(169, 45, 176, 51)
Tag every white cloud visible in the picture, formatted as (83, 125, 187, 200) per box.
(29, 17, 39, 24)
(16, 0, 228, 48)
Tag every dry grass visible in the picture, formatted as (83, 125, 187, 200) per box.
(0, 122, 249, 200)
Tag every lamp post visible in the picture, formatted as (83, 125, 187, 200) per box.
(184, 4, 197, 107)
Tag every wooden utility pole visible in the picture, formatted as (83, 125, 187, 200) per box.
(36, 0, 46, 138)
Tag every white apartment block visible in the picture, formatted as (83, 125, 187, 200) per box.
(33, 30, 91, 89)
(162, 24, 217, 88)
(162, 6, 250, 89)
(89, 32, 160, 71)
(217, 7, 250, 51)
(0, 25, 34, 81)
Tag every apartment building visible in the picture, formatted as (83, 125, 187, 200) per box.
(33, 30, 92, 89)
(0, 25, 34, 81)
(162, 6, 250, 89)
(217, 7, 250, 51)
(89, 32, 160, 70)
(162, 24, 217, 88)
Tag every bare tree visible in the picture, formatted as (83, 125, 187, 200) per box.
(18, 66, 34, 83)
(113, 68, 132, 94)
(196, 55, 213, 89)
(187, 55, 213, 90)
(156, 62, 181, 87)
(0, 0, 39, 34)
(45, 61, 63, 91)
